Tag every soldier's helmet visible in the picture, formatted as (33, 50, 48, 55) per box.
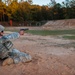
(0, 25, 5, 32)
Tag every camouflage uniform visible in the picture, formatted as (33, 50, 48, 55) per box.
(0, 31, 20, 59)
(0, 25, 31, 64)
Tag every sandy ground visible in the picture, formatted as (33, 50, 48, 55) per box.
(0, 32, 75, 75)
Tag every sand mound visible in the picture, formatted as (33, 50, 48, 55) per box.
(43, 19, 75, 30)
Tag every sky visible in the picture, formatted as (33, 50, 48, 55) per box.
(33, 0, 65, 5)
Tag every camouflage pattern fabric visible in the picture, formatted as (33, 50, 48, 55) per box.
(0, 32, 32, 64)
(9, 49, 32, 64)
(0, 32, 19, 59)
(0, 38, 13, 59)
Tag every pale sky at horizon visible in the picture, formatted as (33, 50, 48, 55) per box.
(33, 0, 65, 5)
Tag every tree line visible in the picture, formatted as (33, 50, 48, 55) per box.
(0, 0, 75, 22)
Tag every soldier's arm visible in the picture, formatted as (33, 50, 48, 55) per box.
(2, 32, 20, 40)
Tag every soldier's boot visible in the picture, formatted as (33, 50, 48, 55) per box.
(2, 57, 14, 66)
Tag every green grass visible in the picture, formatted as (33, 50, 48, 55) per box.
(26, 30, 75, 36)
(27, 30, 75, 40)
(63, 36, 75, 40)
(5, 29, 75, 40)
(5, 29, 19, 32)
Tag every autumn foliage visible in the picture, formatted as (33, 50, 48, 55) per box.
(0, 0, 75, 22)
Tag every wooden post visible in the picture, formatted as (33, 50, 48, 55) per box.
(9, 19, 12, 26)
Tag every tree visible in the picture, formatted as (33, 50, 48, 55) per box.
(69, 0, 75, 18)
(4, 0, 12, 5)
(0, 0, 75, 22)
(53, 3, 64, 19)
(0, 1, 7, 21)
(7, 1, 19, 20)
(49, 0, 56, 7)
(41, 6, 49, 20)
(11, 2, 31, 21)
(27, 0, 33, 4)
(62, 0, 72, 19)
(0, 0, 2, 2)
(30, 5, 42, 21)
(70, 0, 75, 7)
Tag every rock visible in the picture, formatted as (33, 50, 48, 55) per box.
(2, 58, 14, 66)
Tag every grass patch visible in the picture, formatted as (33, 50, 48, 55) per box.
(63, 36, 75, 40)
(5, 29, 19, 32)
(27, 30, 75, 36)
(5, 29, 75, 38)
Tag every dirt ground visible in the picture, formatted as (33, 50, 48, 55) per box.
(0, 32, 75, 75)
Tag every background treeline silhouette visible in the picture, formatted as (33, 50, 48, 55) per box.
(0, 0, 75, 22)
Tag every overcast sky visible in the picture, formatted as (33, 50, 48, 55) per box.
(33, 0, 65, 5)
